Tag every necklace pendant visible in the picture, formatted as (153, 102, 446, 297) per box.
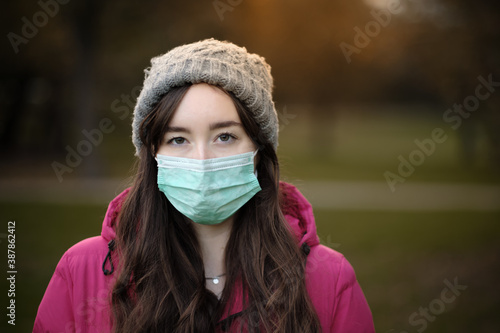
(206, 273, 225, 285)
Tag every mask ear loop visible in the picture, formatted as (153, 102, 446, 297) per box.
(253, 149, 259, 177)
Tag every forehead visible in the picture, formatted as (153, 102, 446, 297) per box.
(168, 83, 241, 126)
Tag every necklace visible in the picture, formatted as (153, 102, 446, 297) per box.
(205, 273, 226, 285)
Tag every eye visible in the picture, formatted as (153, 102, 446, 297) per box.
(167, 137, 186, 145)
(219, 133, 231, 142)
(217, 133, 236, 143)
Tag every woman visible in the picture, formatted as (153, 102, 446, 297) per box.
(34, 39, 375, 332)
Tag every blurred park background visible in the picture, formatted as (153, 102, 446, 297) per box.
(1, 0, 500, 332)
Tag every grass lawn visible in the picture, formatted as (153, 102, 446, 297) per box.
(314, 209, 500, 333)
(1, 202, 498, 332)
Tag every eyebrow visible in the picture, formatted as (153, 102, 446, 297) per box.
(165, 126, 191, 134)
(165, 121, 242, 134)
(209, 120, 242, 131)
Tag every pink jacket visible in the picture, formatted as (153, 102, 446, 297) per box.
(34, 182, 375, 332)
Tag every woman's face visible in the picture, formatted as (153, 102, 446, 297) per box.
(157, 83, 256, 159)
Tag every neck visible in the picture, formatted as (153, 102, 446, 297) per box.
(192, 216, 234, 277)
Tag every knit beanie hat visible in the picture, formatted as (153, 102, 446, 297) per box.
(132, 38, 279, 156)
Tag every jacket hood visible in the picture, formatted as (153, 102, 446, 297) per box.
(100, 187, 130, 242)
(100, 182, 320, 247)
(279, 182, 320, 247)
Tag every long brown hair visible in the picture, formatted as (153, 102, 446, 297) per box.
(111, 84, 321, 332)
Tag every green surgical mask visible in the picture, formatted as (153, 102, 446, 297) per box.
(156, 151, 261, 225)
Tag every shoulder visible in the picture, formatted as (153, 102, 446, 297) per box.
(55, 236, 114, 317)
(305, 245, 356, 295)
(34, 236, 114, 332)
(305, 245, 375, 332)
(55, 236, 110, 280)
(60, 236, 109, 263)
